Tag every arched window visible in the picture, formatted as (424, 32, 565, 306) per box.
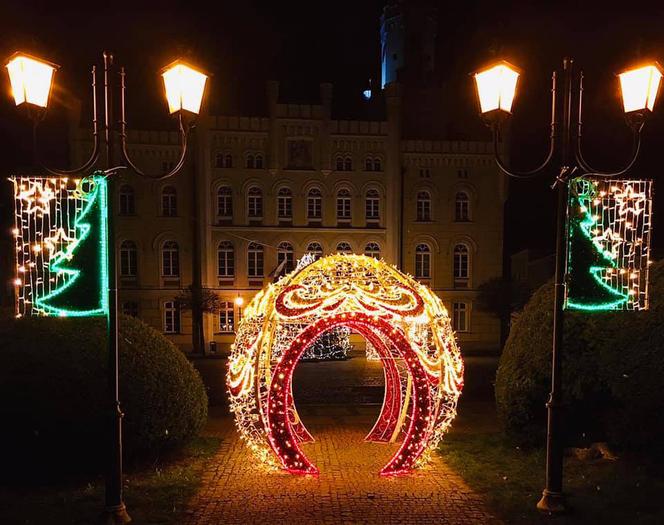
(119, 184, 135, 215)
(364, 242, 380, 259)
(217, 241, 235, 278)
(307, 242, 323, 259)
(335, 155, 345, 171)
(215, 152, 233, 168)
(455, 192, 470, 222)
(365, 189, 380, 222)
(255, 154, 264, 169)
(307, 188, 322, 221)
(373, 157, 382, 171)
(247, 187, 263, 219)
(336, 188, 351, 223)
(161, 186, 177, 216)
(344, 156, 352, 171)
(217, 186, 233, 219)
(247, 242, 264, 278)
(161, 241, 180, 277)
(277, 187, 292, 220)
(365, 157, 373, 171)
(120, 240, 137, 277)
(453, 243, 470, 287)
(163, 301, 180, 333)
(277, 242, 295, 274)
(246, 154, 255, 169)
(336, 242, 352, 254)
(415, 243, 431, 279)
(417, 191, 432, 221)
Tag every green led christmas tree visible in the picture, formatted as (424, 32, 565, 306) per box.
(35, 174, 108, 317)
(566, 179, 628, 311)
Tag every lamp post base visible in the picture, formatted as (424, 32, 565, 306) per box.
(101, 503, 131, 524)
(537, 489, 567, 514)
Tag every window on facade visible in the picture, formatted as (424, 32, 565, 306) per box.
(255, 154, 264, 169)
(215, 153, 233, 168)
(455, 192, 470, 222)
(415, 243, 431, 279)
(277, 187, 293, 220)
(247, 187, 263, 218)
(161, 241, 180, 277)
(344, 156, 352, 171)
(307, 242, 323, 259)
(120, 240, 137, 277)
(217, 186, 233, 219)
(119, 184, 135, 215)
(457, 169, 469, 179)
(335, 156, 344, 171)
(453, 243, 469, 287)
(416, 191, 432, 221)
(365, 156, 382, 171)
(219, 301, 235, 333)
(247, 242, 264, 278)
(161, 186, 177, 217)
(122, 301, 139, 317)
(364, 242, 380, 259)
(277, 242, 295, 273)
(246, 154, 255, 169)
(336, 189, 351, 223)
(163, 301, 181, 333)
(217, 241, 235, 278)
(365, 189, 380, 221)
(453, 302, 469, 332)
(419, 168, 431, 178)
(307, 188, 322, 221)
(336, 242, 352, 254)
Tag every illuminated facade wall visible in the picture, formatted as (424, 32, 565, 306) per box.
(69, 82, 505, 353)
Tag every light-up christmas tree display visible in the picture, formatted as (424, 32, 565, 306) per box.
(10, 174, 110, 318)
(566, 178, 652, 311)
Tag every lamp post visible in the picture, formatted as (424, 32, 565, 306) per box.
(5, 50, 208, 524)
(473, 57, 661, 513)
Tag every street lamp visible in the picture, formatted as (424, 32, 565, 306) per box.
(5, 50, 208, 524)
(473, 57, 659, 514)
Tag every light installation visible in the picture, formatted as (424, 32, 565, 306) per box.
(10, 173, 109, 317)
(566, 177, 652, 311)
(227, 254, 463, 476)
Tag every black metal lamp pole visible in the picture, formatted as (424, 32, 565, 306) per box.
(22, 50, 198, 524)
(482, 57, 648, 514)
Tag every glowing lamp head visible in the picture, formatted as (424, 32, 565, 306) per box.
(161, 60, 208, 115)
(5, 52, 58, 108)
(619, 63, 663, 113)
(473, 60, 520, 115)
(235, 296, 244, 307)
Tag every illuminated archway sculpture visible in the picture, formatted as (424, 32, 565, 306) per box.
(227, 254, 463, 476)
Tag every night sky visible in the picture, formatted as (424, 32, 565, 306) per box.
(2, 0, 664, 271)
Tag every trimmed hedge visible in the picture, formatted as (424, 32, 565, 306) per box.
(0, 315, 207, 480)
(496, 260, 664, 452)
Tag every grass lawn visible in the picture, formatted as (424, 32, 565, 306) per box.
(0, 436, 220, 525)
(440, 432, 664, 524)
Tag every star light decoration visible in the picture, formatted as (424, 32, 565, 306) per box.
(227, 254, 464, 476)
(566, 178, 653, 311)
(10, 176, 101, 317)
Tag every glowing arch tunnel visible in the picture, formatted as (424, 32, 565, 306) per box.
(227, 254, 464, 476)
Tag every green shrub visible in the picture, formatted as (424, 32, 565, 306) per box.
(496, 260, 664, 452)
(0, 315, 207, 480)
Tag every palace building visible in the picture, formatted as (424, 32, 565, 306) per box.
(69, 3, 507, 354)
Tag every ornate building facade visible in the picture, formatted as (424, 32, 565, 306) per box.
(70, 81, 506, 354)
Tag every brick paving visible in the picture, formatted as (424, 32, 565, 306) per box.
(185, 405, 499, 525)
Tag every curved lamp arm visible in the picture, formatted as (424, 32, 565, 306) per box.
(118, 67, 192, 181)
(32, 66, 101, 176)
(575, 70, 644, 178)
(491, 71, 558, 179)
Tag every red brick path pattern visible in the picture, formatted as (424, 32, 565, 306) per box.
(185, 407, 499, 525)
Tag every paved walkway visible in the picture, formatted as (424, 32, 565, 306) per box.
(185, 406, 498, 525)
